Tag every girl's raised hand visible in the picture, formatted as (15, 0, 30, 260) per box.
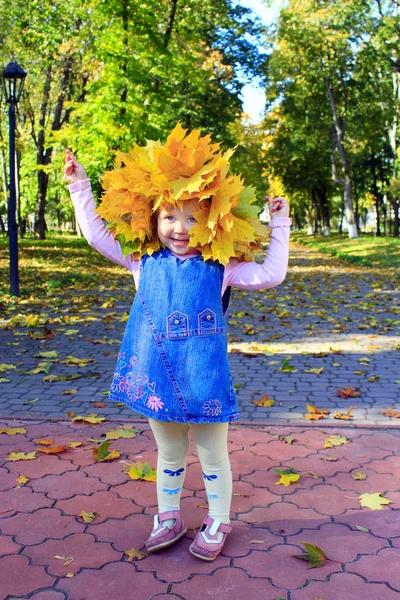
(265, 195, 290, 219)
(64, 150, 88, 184)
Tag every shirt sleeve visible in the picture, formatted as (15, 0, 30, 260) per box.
(223, 217, 291, 291)
(68, 179, 140, 285)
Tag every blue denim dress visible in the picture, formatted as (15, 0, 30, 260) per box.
(109, 249, 239, 423)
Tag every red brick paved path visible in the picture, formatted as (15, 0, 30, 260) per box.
(0, 418, 399, 600)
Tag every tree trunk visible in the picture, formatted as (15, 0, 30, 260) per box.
(325, 79, 357, 238)
(316, 187, 330, 236)
(164, 0, 179, 49)
(34, 57, 75, 239)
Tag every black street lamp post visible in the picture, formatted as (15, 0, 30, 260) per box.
(2, 61, 27, 296)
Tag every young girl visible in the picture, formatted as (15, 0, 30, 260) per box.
(64, 126, 290, 561)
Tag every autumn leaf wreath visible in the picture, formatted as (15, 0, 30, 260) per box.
(96, 122, 269, 265)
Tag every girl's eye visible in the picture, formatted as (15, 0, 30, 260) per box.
(188, 217, 196, 223)
(166, 216, 174, 221)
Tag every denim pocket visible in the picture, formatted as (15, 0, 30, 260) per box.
(166, 311, 189, 338)
(198, 308, 216, 334)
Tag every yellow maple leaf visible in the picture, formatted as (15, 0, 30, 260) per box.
(324, 435, 348, 448)
(275, 473, 301, 487)
(16, 475, 30, 484)
(7, 451, 37, 461)
(124, 461, 157, 482)
(124, 547, 148, 562)
(71, 415, 106, 424)
(358, 492, 392, 510)
(96, 123, 268, 263)
(252, 395, 276, 407)
(0, 427, 27, 436)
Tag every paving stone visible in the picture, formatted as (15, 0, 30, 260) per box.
(0, 486, 53, 519)
(0, 535, 22, 556)
(238, 503, 330, 535)
(236, 542, 342, 587)
(229, 450, 273, 474)
(290, 483, 360, 515)
(0, 554, 55, 600)
(56, 490, 140, 522)
(347, 547, 400, 590)
(290, 522, 386, 562)
(6, 454, 77, 479)
(30, 470, 108, 499)
(87, 513, 150, 551)
(56, 562, 167, 599)
(329, 468, 400, 493)
(242, 467, 319, 495)
(249, 439, 313, 460)
(25, 532, 122, 576)
(0, 508, 84, 544)
(172, 566, 279, 599)
(367, 455, 400, 474)
(291, 572, 400, 599)
(334, 508, 400, 540)
(29, 592, 66, 600)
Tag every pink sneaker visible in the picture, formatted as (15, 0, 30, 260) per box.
(145, 510, 187, 553)
(189, 516, 232, 561)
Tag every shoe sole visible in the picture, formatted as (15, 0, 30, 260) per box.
(189, 545, 219, 561)
(146, 527, 187, 553)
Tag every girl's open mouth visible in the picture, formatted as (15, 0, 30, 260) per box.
(170, 237, 190, 247)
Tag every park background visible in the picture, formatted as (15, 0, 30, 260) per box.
(0, 0, 399, 245)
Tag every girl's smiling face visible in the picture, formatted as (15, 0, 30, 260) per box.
(157, 200, 200, 256)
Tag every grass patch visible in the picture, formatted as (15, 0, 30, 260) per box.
(292, 233, 400, 271)
(0, 234, 131, 300)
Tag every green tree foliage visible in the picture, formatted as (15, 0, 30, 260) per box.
(1, 0, 268, 236)
(264, 0, 399, 237)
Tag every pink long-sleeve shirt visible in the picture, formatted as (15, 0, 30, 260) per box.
(69, 179, 291, 295)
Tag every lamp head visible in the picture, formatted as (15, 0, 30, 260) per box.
(2, 62, 27, 104)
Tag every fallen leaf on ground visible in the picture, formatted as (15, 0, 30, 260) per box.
(61, 389, 77, 395)
(381, 408, 400, 418)
(0, 427, 27, 436)
(124, 461, 157, 482)
(34, 351, 59, 359)
(7, 451, 37, 461)
(35, 439, 55, 446)
(124, 547, 147, 561)
(274, 468, 300, 487)
(304, 367, 324, 375)
(358, 492, 392, 510)
(252, 395, 276, 407)
(338, 387, 361, 398)
(324, 435, 348, 448)
(79, 510, 99, 523)
(92, 441, 121, 462)
(37, 445, 68, 455)
(71, 415, 106, 424)
(305, 404, 329, 420)
(332, 408, 353, 420)
(352, 472, 367, 480)
(53, 555, 74, 567)
(293, 542, 327, 569)
(16, 475, 30, 484)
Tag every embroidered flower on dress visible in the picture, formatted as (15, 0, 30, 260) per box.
(146, 394, 164, 412)
(111, 373, 129, 395)
(129, 355, 139, 367)
(202, 399, 222, 416)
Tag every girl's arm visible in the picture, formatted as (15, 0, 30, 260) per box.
(64, 149, 139, 282)
(69, 178, 139, 282)
(223, 216, 291, 292)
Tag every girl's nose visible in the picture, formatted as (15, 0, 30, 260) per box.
(174, 220, 187, 234)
